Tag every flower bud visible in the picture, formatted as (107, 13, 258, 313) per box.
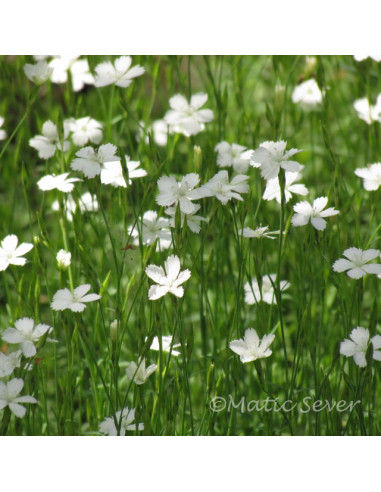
(110, 319, 119, 341)
(194, 145, 202, 171)
(56, 249, 71, 270)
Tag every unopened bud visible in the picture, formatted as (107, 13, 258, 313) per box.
(56, 249, 71, 270)
(110, 319, 119, 341)
(194, 145, 202, 171)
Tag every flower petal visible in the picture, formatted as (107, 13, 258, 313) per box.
(145, 265, 165, 283)
(347, 267, 366, 279)
(9, 403, 26, 418)
(164, 255, 181, 282)
(310, 217, 327, 231)
(332, 259, 353, 273)
(243, 328, 259, 348)
(148, 285, 168, 300)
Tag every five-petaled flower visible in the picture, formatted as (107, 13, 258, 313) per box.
(340, 327, 381, 367)
(244, 274, 290, 305)
(165, 204, 207, 234)
(37, 173, 82, 193)
(263, 171, 308, 204)
(49, 56, 95, 92)
(100, 157, 147, 188)
(195, 170, 249, 204)
(99, 407, 144, 435)
(214, 141, 251, 173)
(0, 234, 33, 271)
(51, 284, 101, 312)
(126, 358, 157, 385)
(332, 248, 381, 279)
(249, 140, 303, 180)
(71, 144, 119, 178)
(94, 56, 145, 88)
(0, 350, 22, 378)
(353, 96, 381, 124)
(65, 116, 103, 146)
(156, 173, 201, 214)
(291, 196, 339, 231)
(145, 255, 191, 300)
(355, 163, 381, 191)
(24, 61, 53, 84)
(0, 378, 37, 418)
(2, 318, 52, 357)
(230, 328, 275, 363)
(148, 335, 181, 356)
(291, 79, 323, 110)
(164, 93, 214, 136)
(238, 225, 280, 240)
(29, 120, 70, 159)
(128, 211, 172, 250)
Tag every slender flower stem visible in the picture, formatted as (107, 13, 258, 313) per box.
(277, 171, 289, 392)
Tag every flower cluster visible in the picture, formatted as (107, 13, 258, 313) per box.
(5, 55, 381, 437)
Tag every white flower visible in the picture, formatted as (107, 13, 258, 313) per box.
(332, 248, 381, 279)
(340, 327, 381, 367)
(37, 172, 81, 193)
(291, 196, 339, 231)
(165, 204, 207, 234)
(354, 163, 381, 191)
(353, 96, 381, 124)
(94, 56, 145, 88)
(52, 192, 98, 222)
(56, 249, 71, 270)
(238, 225, 280, 240)
(230, 328, 275, 363)
(65, 117, 103, 146)
(145, 255, 191, 300)
(249, 140, 303, 180)
(244, 274, 290, 305)
(0, 350, 22, 378)
(150, 120, 170, 146)
(138, 119, 170, 147)
(128, 211, 172, 250)
(71, 144, 119, 178)
(0, 116, 7, 141)
(2, 318, 52, 357)
(195, 170, 249, 204)
(70, 59, 95, 92)
(148, 335, 181, 357)
(291, 79, 323, 110)
(214, 141, 251, 173)
(263, 171, 309, 204)
(24, 60, 53, 84)
(100, 157, 147, 188)
(51, 284, 101, 312)
(29, 120, 70, 159)
(49, 56, 94, 92)
(49, 55, 79, 82)
(0, 234, 33, 271)
(164, 93, 214, 137)
(156, 173, 201, 214)
(126, 358, 157, 385)
(99, 407, 144, 435)
(0, 378, 37, 418)
(353, 55, 381, 62)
